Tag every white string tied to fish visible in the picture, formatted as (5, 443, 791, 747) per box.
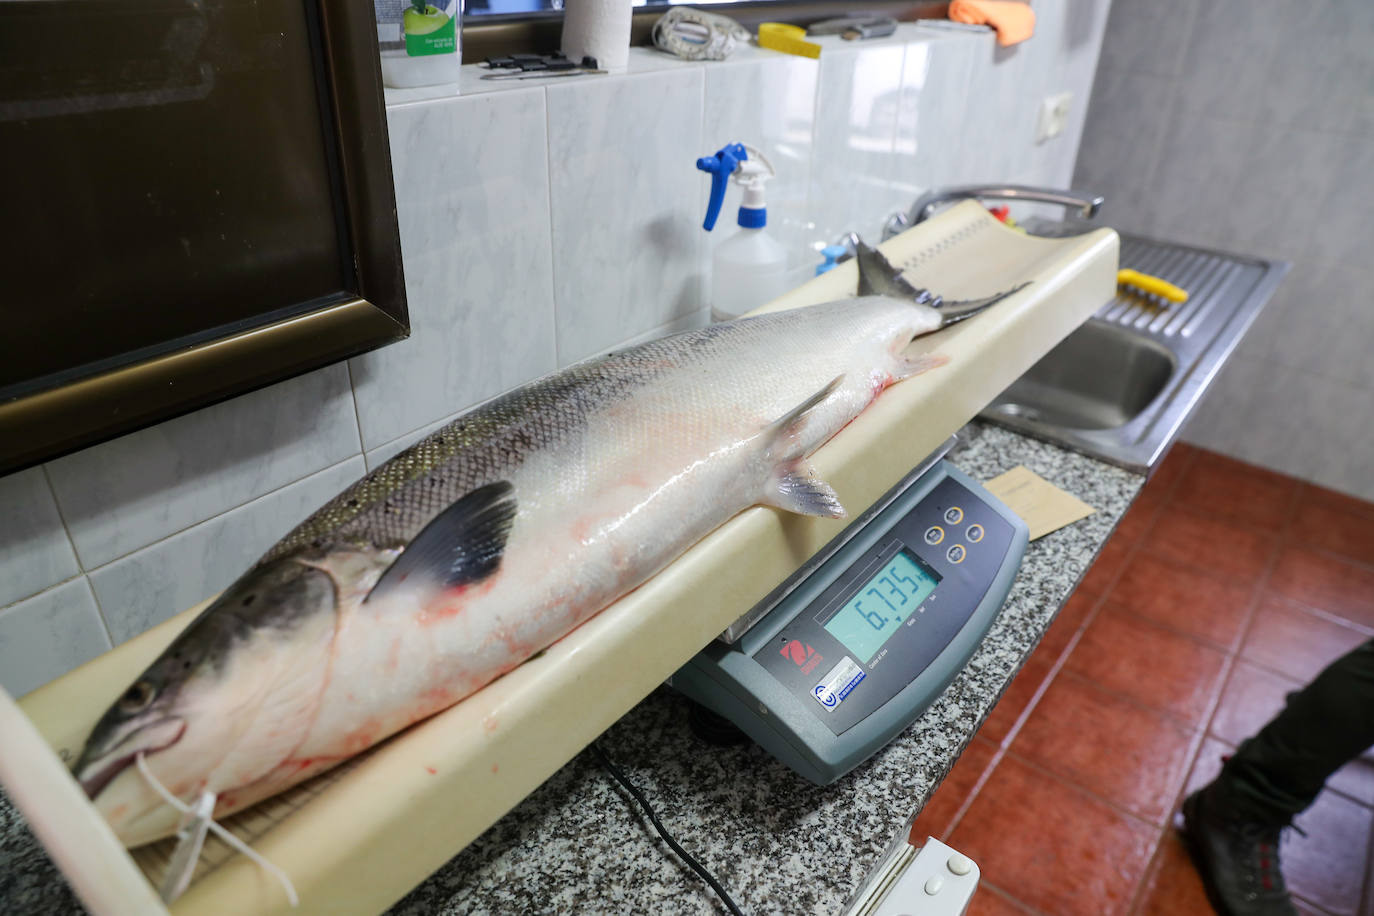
(135, 753, 299, 907)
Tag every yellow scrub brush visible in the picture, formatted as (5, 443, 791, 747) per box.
(1117, 269, 1188, 304)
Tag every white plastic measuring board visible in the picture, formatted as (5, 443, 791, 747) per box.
(7, 202, 1118, 915)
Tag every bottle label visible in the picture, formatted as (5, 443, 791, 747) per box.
(403, 5, 457, 56)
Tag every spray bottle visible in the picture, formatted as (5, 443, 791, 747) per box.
(696, 143, 789, 322)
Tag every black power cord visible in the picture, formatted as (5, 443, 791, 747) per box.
(591, 743, 746, 916)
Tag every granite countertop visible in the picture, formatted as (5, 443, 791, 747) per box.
(0, 423, 1143, 916)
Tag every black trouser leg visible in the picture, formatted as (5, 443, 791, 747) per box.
(1218, 638, 1374, 825)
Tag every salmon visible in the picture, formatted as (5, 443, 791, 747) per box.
(72, 243, 1024, 846)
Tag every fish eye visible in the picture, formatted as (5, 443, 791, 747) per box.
(118, 680, 157, 714)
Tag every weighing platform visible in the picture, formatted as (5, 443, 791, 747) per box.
(673, 442, 1029, 785)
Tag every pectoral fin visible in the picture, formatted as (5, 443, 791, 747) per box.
(758, 376, 848, 519)
(364, 481, 518, 604)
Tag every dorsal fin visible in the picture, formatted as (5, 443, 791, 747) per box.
(364, 481, 517, 605)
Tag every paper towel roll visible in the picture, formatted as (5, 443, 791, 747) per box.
(561, 0, 632, 72)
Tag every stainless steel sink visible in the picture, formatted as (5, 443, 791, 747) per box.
(981, 232, 1288, 473)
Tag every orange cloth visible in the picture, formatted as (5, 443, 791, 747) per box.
(948, 0, 1036, 46)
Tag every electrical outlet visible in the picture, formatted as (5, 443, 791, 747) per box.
(1036, 92, 1073, 143)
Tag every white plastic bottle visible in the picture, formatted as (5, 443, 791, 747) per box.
(710, 179, 789, 321)
(696, 144, 791, 321)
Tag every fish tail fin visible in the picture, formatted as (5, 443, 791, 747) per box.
(758, 375, 848, 519)
(855, 238, 1030, 327)
(935, 282, 1031, 328)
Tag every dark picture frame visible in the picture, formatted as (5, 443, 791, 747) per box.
(0, 0, 408, 476)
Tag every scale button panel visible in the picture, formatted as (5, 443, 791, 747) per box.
(943, 506, 964, 525)
(923, 525, 945, 545)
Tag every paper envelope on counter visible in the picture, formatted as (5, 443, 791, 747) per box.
(984, 465, 1095, 540)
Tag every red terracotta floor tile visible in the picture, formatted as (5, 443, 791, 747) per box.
(1290, 493, 1374, 571)
(1066, 602, 1229, 726)
(978, 653, 1055, 747)
(1147, 441, 1197, 496)
(1285, 790, 1373, 916)
(1114, 488, 1166, 545)
(1013, 673, 1196, 825)
(1078, 536, 1132, 597)
(1037, 589, 1100, 663)
(965, 885, 1035, 915)
(1270, 546, 1374, 630)
(1133, 831, 1215, 916)
(948, 755, 1156, 916)
(1241, 595, 1373, 683)
(1142, 503, 1278, 581)
(1173, 449, 1299, 530)
(909, 736, 999, 843)
(1209, 660, 1302, 746)
(1107, 552, 1255, 650)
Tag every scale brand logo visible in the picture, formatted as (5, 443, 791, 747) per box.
(781, 639, 822, 675)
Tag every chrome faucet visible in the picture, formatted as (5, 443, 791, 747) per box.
(883, 185, 1105, 240)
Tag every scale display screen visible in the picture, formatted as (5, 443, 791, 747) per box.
(823, 549, 941, 662)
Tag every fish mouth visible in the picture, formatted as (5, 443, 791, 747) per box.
(77, 717, 186, 801)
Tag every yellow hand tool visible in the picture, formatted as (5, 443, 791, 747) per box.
(757, 23, 821, 59)
(1117, 268, 1188, 304)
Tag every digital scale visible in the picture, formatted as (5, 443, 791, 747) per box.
(672, 439, 1029, 784)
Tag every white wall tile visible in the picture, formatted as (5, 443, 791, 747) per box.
(808, 41, 909, 245)
(88, 457, 365, 645)
(0, 578, 111, 698)
(1027, 0, 1113, 189)
(547, 67, 706, 365)
(46, 365, 361, 571)
(952, 34, 1035, 185)
(0, 467, 80, 607)
(889, 35, 978, 223)
(351, 88, 559, 451)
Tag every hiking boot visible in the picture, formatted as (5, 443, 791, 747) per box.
(1181, 785, 1298, 916)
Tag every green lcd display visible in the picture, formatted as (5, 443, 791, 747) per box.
(823, 550, 941, 663)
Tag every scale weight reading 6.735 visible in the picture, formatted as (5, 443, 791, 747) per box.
(672, 442, 1029, 784)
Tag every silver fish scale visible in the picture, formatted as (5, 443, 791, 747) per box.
(257, 304, 885, 567)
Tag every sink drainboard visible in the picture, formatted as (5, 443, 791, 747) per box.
(982, 233, 1288, 473)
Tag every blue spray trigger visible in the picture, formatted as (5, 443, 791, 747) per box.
(695, 142, 748, 231)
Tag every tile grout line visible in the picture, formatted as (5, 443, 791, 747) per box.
(942, 589, 1112, 839)
(939, 448, 1192, 844)
(37, 463, 115, 645)
(1131, 451, 1302, 913)
(541, 83, 564, 369)
(996, 744, 1170, 835)
(77, 454, 366, 585)
(342, 360, 368, 459)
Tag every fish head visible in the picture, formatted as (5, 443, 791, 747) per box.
(74, 555, 344, 846)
